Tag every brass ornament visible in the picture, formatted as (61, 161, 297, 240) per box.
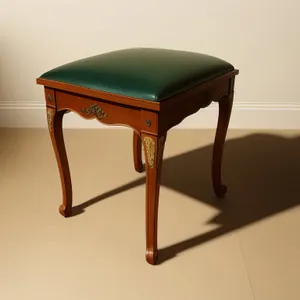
(81, 104, 108, 120)
(143, 136, 155, 168)
(47, 108, 54, 132)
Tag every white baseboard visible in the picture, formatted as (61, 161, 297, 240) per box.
(1, 102, 300, 129)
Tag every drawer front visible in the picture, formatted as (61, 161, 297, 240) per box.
(55, 91, 158, 134)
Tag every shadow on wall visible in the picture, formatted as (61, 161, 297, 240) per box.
(72, 133, 300, 264)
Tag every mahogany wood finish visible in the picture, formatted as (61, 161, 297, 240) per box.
(37, 69, 238, 265)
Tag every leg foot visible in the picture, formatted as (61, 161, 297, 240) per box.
(214, 184, 227, 198)
(146, 249, 158, 265)
(59, 204, 72, 218)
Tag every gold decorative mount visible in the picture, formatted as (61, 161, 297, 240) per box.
(143, 136, 166, 169)
(143, 137, 155, 168)
(47, 108, 54, 132)
(81, 104, 108, 120)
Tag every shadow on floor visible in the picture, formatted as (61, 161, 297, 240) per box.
(72, 133, 300, 264)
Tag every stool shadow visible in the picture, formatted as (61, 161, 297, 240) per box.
(72, 133, 300, 264)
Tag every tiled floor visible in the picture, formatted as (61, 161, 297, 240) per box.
(0, 128, 300, 300)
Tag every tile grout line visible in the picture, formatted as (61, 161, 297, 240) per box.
(237, 234, 257, 300)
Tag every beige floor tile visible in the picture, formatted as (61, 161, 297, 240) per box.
(1, 128, 300, 300)
(238, 208, 300, 300)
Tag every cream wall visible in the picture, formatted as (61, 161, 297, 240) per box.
(0, 0, 300, 128)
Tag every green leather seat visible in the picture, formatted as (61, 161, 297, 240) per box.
(40, 48, 234, 102)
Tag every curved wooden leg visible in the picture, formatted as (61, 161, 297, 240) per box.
(142, 133, 166, 265)
(47, 107, 72, 217)
(212, 91, 234, 197)
(133, 131, 144, 173)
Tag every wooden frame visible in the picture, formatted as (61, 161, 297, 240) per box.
(37, 69, 239, 265)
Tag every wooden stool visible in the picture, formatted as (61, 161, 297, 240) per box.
(36, 48, 239, 265)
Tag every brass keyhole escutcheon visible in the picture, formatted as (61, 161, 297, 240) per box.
(146, 120, 151, 127)
(48, 94, 53, 102)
